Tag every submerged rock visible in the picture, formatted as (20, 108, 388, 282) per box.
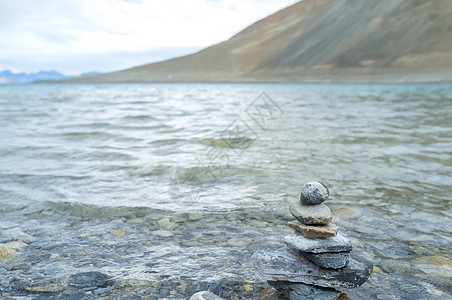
(189, 282, 224, 298)
(152, 229, 173, 237)
(0, 241, 28, 263)
(252, 248, 372, 288)
(259, 286, 286, 299)
(227, 237, 251, 247)
(190, 291, 225, 300)
(269, 281, 341, 300)
(300, 182, 330, 205)
(285, 231, 352, 253)
(289, 201, 332, 225)
(288, 220, 338, 238)
(302, 252, 351, 269)
(69, 271, 111, 290)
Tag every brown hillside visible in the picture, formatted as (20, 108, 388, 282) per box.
(70, 0, 452, 83)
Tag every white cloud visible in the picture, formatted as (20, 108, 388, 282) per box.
(0, 0, 299, 74)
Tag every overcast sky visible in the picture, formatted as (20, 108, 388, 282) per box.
(0, 0, 299, 75)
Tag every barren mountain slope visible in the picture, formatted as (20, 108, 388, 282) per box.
(71, 0, 452, 83)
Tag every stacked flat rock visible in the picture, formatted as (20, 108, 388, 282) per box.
(252, 182, 372, 300)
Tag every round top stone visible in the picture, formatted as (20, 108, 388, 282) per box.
(300, 181, 329, 205)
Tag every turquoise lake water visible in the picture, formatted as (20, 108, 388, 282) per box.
(0, 83, 451, 299)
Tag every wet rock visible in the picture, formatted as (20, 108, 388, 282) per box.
(69, 271, 111, 290)
(44, 264, 63, 275)
(411, 255, 452, 278)
(152, 229, 173, 237)
(227, 238, 251, 247)
(25, 283, 63, 293)
(94, 285, 114, 296)
(288, 220, 338, 238)
(50, 253, 60, 259)
(1, 228, 33, 243)
(302, 252, 351, 269)
(64, 290, 88, 300)
(372, 266, 383, 274)
(0, 241, 27, 263)
(300, 182, 329, 205)
(190, 291, 225, 300)
(189, 282, 224, 298)
(252, 248, 372, 288)
(5, 262, 31, 271)
(157, 217, 172, 226)
(259, 286, 286, 300)
(111, 230, 126, 237)
(269, 281, 341, 300)
(289, 201, 332, 225)
(188, 213, 202, 221)
(285, 231, 352, 253)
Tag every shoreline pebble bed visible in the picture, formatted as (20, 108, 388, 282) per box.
(0, 199, 451, 299)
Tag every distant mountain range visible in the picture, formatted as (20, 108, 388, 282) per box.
(66, 0, 452, 83)
(0, 70, 101, 84)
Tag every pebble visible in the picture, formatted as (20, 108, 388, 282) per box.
(302, 252, 351, 269)
(5, 263, 31, 271)
(251, 248, 372, 288)
(300, 182, 329, 205)
(189, 281, 224, 298)
(227, 238, 251, 247)
(259, 286, 286, 299)
(25, 283, 62, 293)
(111, 230, 126, 237)
(157, 217, 172, 227)
(1, 228, 33, 243)
(288, 220, 338, 238)
(269, 281, 341, 300)
(69, 271, 111, 290)
(190, 291, 225, 300)
(0, 241, 27, 263)
(285, 231, 352, 254)
(289, 200, 332, 225)
(412, 255, 452, 278)
(152, 230, 173, 237)
(188, 213, 202, 221)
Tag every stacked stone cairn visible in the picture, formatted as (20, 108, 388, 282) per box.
(252, 182, 373, 300)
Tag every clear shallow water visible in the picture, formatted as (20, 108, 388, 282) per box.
(0, 83, 451, 299)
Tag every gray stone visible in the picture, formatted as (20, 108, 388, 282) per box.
(259, 286, 286, 300)
(300, 182, 330, 205)
(289, 200, 332, 225)
(288, 220, 338, 238)
(252, 247, 372, 288)
(5, 262, 30, 271)
(190, 291, 225, 300)
(189, 282, 224, 298)
(268, 281, 341, 300)
(69, 272, 111, 290)
(285, 231, 352, 253)
(302, 251, 351, 269)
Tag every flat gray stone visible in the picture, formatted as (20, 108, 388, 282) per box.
(302, 252, 351, 269)
(269, 281, 341, 300)
(300, 182, 329, 205)
(289, 200, 332, 225)
(285, 231, 352, 253)
(252, 247, 372, 288)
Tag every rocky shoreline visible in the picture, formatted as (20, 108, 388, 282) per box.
(1, 199, 451, 299)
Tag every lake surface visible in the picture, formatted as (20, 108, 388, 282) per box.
(0, 83, 451, 299)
